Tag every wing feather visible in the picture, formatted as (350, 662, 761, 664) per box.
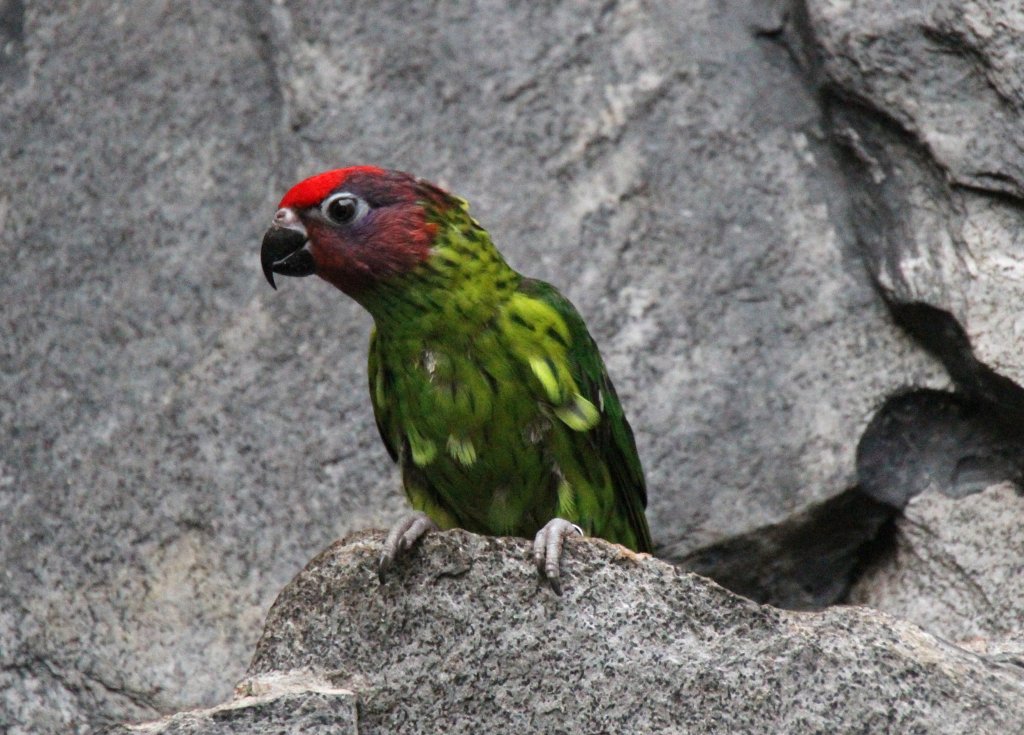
(517, 279, 653, 552)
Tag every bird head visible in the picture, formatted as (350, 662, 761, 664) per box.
(260, 166, 453, 296)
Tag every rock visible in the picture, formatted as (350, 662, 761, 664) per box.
(856, 390, 1024, 508)
(120, 531, 1024, 734)
(850, 482, 1024, 657)
(800, 0, 1024, 655)
(0, 3, 400, 732)
(4, 0, 1024, 731)
(803, 0, 1024, 404)
(103, 673, 357, 735)
(670, 488, 893, 609)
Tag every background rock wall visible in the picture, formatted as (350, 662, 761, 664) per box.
(1, 0, 1022, 732)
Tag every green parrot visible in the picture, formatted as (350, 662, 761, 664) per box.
(261, 166, 651, 592)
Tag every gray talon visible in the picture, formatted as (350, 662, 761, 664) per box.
(532, 518, 584, 595)
(379, 512, 438, 583)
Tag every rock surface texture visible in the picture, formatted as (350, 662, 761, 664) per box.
(2, 0, 1023, 732)
(111, 532, 1024, 734)
(850, 482, 1024, 657)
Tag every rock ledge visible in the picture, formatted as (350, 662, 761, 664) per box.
(118, 530, 1024, 734)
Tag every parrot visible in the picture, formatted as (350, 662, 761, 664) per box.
(260, 166, 652, 593)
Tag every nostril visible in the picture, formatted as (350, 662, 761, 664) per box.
(271, 207, 306, 234)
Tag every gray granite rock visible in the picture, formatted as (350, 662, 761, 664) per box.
(119, 530, 1024, 734)
(798, 0, 1024, 654)
(856, 390, 1024, 508)
(104, 673, 357, 735)
(804, 0, 1024, 398)
(850, 482, 1024, 657)
(670, 488, 894, 609)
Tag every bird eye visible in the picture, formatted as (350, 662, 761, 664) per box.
(322, 192, 367, 225)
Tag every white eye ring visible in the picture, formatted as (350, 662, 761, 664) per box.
(322, 192, 369, 225)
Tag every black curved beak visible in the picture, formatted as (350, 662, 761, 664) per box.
(260, 226, 315, 289)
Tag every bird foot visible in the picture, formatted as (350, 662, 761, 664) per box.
(533, 518, 583, 595)
(378, 512, 438, 583)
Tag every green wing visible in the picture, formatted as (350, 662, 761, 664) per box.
(517, 279, 653, 553)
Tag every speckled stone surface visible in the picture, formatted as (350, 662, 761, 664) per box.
(850, 482, 1024, 657)
(238, 531, 1024, 734)
(104, 673, 356, 735)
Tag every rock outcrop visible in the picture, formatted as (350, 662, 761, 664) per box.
(110, 532, 1024, 734)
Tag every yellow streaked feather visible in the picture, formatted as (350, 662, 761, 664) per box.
(446, 435, 477, 466)
(407, 425, 437, 466)
(528, 356, 563, 403)
(554, 393, 600, 432)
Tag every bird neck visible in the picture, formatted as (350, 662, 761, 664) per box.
(358, 203, 521, 341)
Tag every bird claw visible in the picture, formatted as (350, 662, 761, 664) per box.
(532, 518, 583, 595)
(378, 512, 438, 583)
